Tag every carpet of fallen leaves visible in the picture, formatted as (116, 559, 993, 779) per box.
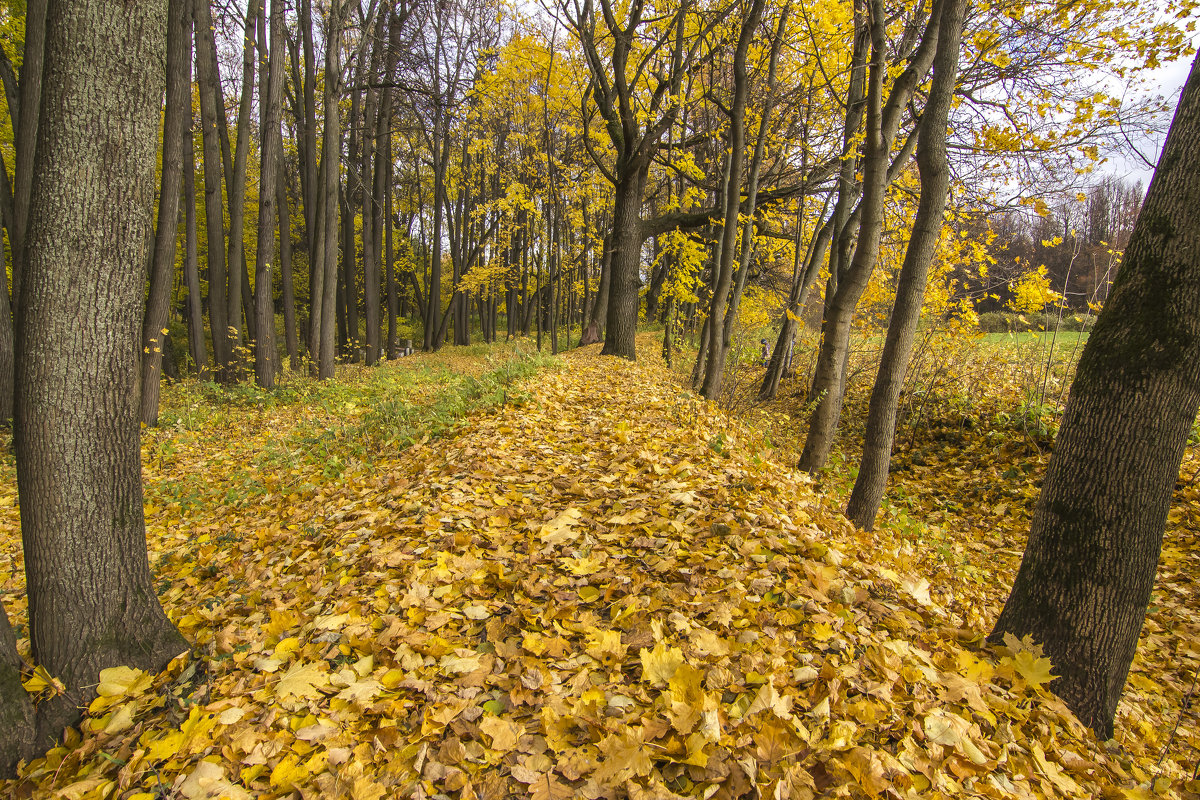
(0, 334, 1197, 799)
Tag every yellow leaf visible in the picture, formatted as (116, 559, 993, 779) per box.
(269, 754, 311, 791)
(539, 507, 583, 544)
(102, 702, 137, 734)
(275, 661, 329, 700)
(97, 665, 153, 698)
(478, 714, 523, 752)
(179, 760, 252, 800)
(1011, 650, 1056, 690)
(585, 628, 627, 662)
(639, 641, 684, 687)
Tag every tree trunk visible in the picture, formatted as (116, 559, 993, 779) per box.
(277, 147, 299, 372)
(989, 52, 1200, 740)
(299, 0, 319, 262)
(254, 0, 285, 388)
(601, 170, 644, 360)
(183, 123, 207, 377)
(317, 2, 342, 379)
(581, 232, 611, 345)
(194, 0, 230, 376)
(699, 0, 766, 399)
(10, 0, 47, 309)
(226, 0, 262, 362)
(0, 602, 35, 777)
(424, 121, 448, 351)
(386, 160, 398, 358)
(846, 0, 966, 530)
(798, 0, 942, 472)
(15, 0, 188, 746)
(342, 81, 363, 358)
(141, 0, 192, 426)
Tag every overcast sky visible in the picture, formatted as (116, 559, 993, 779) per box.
(1106, 54, 1195, 188)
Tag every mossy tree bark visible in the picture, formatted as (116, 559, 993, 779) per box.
(14, 0, 188, 746)
(989, 52, 1200, 739)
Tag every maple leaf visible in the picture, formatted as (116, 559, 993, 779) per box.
(594, 729, 654, 785)
(539, 507, 583, 544)
(275, 661, 330, 700)
(478, 715, 524, 752)
(178, 761, 251, 800)
(1010, 650, 1057, 690)
(639, 641, 684, 687)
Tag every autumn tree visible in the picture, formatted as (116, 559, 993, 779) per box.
(846, 0, 967, 529)
(989, 51, 1200, 738)
(7, 0, 188, 761)
(562, 0, 715, 360)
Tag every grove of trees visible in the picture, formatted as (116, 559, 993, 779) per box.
(0, 0, 1196, 774)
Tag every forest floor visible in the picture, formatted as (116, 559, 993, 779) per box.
(0, 332, 1197, 799)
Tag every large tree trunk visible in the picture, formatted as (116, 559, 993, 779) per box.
(141, 0, 192, 426)
(846, 0, 966, 530)
(15, 0, 188, 746)
(194, 0, 231, 375)
(989, 52, 1200, 740)
(601, 170, 644, 360)
(254, 0, 285, 388)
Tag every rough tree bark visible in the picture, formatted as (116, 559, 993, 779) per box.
(14, 0, 188, 747)
(989, 52, 1200, 740)
(846, 0, 966, 529)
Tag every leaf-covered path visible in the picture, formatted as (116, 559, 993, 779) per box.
(0, 345, 1194, 798)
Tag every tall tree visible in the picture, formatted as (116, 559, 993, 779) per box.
(255, 0, 286, 388)
(846, 0, 967, 529)
(563, 0, 714, 360)
(13, 0, 188, 746)
(141, 0, 194, 425)
(989, 51, 1200, 739)
(226, 0, 264, 362)
(194, 0, 232, 376)
(798, 0, 943, 471)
